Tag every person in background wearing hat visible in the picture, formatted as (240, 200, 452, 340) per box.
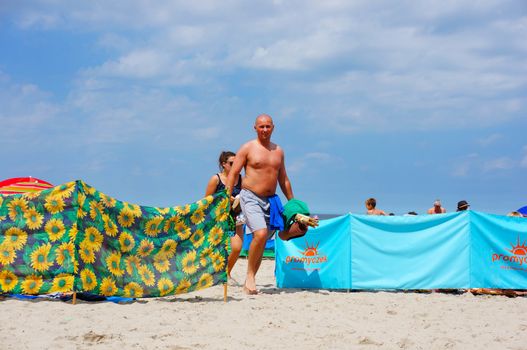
(427, 199, 446, 214)
(457, 200, 470, 212)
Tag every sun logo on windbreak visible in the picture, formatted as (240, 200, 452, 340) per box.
(300, 241, 319, 257)
(507, 236, 527, 256)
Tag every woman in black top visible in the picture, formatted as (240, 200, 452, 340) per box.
(205, 151, 243, 279)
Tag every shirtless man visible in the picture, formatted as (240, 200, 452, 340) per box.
(226, 114, 294, 294)
(427, 199, 446, 214)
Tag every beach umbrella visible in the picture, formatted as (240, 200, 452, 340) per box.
(517, 206, 527, 216)
(0, 177, 53, 195)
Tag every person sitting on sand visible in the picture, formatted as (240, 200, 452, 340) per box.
(427, 199, 446, 214)
(507, 211, 524, 217)
(365, 198, 386, 216)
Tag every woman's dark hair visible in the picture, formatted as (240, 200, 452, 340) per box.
(365, 198, 377, 208)
(218, 151, 236, 171)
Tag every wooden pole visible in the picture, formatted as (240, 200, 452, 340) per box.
(223, 283, 228, 302)
(72, 292, 77, 305)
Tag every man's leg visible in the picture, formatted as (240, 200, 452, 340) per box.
(244, 227, 268, 294)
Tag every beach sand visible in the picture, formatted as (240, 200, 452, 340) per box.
(1, 258, 527, 350)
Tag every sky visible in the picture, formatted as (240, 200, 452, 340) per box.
(1, 1, 526, 216)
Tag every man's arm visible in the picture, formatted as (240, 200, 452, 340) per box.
(278, 150, 294, 201)
(226, 143, 248, 197)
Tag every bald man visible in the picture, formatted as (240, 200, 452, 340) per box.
(226, 114, 294, 294)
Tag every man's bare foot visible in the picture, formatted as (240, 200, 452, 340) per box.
(243, 284, 258, 295)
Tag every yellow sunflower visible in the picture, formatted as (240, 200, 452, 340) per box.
(80, 269, 98, 291)
(144, 216, 163, 237)
(190, 209, 205, 225)
(0, 270, 18, 292)
(44, 195, 65, 214)
(82, 227, 103, 251)
(77, 206, 87, 219)
(196, 273, 213, 290)
(21, 275, 43, 294)
(138, 265, 156, 286)
(157, 278, 174, 296)
(69, 223, 78, 243)
(106, 252, 124, 276)
(7, 197, 28, 221)
(175, 278, 191, 294)
(56, 242, 75, 267)
(153, 254, 170, 273)
(157, 207, 170, 215)
(79, 242, 96, 264)
(160, 239, 177, 259)
(122, 202, 142, 217)
(89, 201, 104, 220)
(3, 227, 28, 250)
(198, 197, 212, 209)
(181, 250, 198, 275)
(163, 216, 179, 233)
(99, 193, 116, 208)
(81, 182, 96, 195)
(30, 243, 53, 272)
(102, 214, 118, 237)
(118, 232, 135, 253)
(100, 277, 118, 296)
(199, 248, 214, 266)
(203, 195, 214, 205)
(175, 204, 191, 216)
(118, 208, 135, 228)
(208, 226, 224, 246)
(45, 218, 66, 241)
(50, 273, 74, 293)
(124, 282, 143, 298)
(137, 239, 154, 257)
(23, 207, 44, 230)
(0, 243, 16, 265)
(51, 183, 75, 199)
(211, 252, 226, 272)
(175, 221, 192, 240)
(125, 255, 141, 275)
(77, 192, 86, 208)
(189, 229, 205, 248)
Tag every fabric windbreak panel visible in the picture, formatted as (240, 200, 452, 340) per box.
(74, 182, 230, 297)
(0, 182, 79, 295)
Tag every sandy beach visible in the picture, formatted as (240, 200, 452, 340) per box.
(1, 257, 527, 350)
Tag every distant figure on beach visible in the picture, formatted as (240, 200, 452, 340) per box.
(507, 211, 524, 217)
(226, 114, 294, 295)
(405, 211, 418, 216)
(456, 200, 470, 212)
(205, 151, 244, 279)
(427, 200, 446, 214)
(365, 198, 386, 216)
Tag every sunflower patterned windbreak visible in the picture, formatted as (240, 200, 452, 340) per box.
(0, 180, 230, 297)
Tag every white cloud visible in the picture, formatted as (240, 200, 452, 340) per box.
(483, 157, 515, 172)
(289, 152, 335, 173)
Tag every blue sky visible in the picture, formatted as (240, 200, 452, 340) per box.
(1, 1, 526, 215)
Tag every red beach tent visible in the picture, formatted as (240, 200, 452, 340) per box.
(0, 177, 54, 195)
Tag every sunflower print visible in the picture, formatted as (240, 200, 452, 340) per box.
(199, 248, 214, 267)
(208, 226, 224, 246)
(189, 229, 205, 248)
(80, 269, 98, 291)
(30, 243, 53, 272)
(3, 227, 28, 250)
(82, 227, 103, 251)
(124, 282, 143, 298)
(144, 216, 163, 237)
(100, 277, 118, 296)
(125, 255, 141, 275)
(137, 239, 154, 257)
(160, 239, 177, 258)
(51, 183, 75, 199)
(50, 273, 74, 293)
(123, 202, 142, 218)
(79, 242, 96, 264)
(89, 201, 104, 220)
(45, 218, 66, 241)
(56, 242, 75, 266)
(23, 207, 44, 230)
(190, 209, 205, 225)
(211, 252, 226, 272)
(153, 254, 170, 273)
(196, 273, 213, 290)
(106, 252, 124, 277)
(175, 221, 192, 240)
(99, 193, 116, 208)
(69, 223, 78, 242)
(44, 195, 65, 214)
(102, 214, 118, 237)
(0, 270, 18, 292)
(157, 278, 174, 296)
(181, 250, 198, 275)
(138, 265, 156, 286)
(21, 275, 44, 295)
(118, 208, 135, 228)
(175, 204, 190, 215)
(7, 197, 28, 221)
(175, 278, 192, 294)
(119, 231, 135, 253)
